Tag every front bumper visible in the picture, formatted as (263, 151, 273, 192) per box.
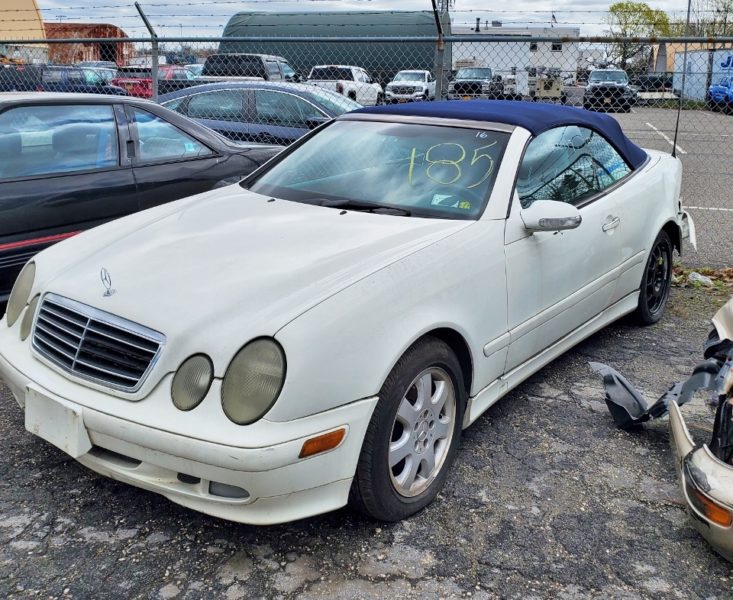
(669, 401, 733, 561)
(0, 350, 378, 525)
(385, 90, 427, 102)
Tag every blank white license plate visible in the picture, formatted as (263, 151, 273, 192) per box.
(25, 386, 92, 458)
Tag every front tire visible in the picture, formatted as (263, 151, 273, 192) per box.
(350, 337, 465, 521)
(635, 230, 673, 325)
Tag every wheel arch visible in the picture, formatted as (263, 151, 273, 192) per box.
(661, 219, 682, 255)
(412, 327, 474, 400)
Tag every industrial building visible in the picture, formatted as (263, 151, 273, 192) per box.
(44, 23, 133, 66)
(219, 11, 451, 86)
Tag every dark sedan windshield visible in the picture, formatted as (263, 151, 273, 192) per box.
(589, 71, 628, 83)
(247, 120, 509, 219)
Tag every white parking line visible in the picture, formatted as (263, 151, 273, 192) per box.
(701, 111, 714, 117)
(630, 108, 637, 113)
(685, 206, 733, 212)
(645, 122, 687, 154)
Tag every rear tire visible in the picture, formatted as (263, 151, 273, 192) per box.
(635, 230, 673, 325)
(350, 337, 465, 521)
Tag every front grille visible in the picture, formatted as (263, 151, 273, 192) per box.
(453, 81, 483, 95)
(32, 293, 165, 392)
(392, 86, 415, 94)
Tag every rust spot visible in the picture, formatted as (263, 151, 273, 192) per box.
(44, 23, 134, 66)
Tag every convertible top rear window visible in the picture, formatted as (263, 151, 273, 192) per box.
(246, 120, 509, 219)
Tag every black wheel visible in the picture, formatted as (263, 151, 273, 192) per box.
(635, 230, 673, 325)
(376, 93, 384, 105)
(350, 337, 465, 521)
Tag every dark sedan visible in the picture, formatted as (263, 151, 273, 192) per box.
(0, 93, 281, 307)
(159, 82, 361, 145)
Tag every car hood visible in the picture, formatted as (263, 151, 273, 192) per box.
(587, 81, 629, 88)
(41, 188, 472, 371)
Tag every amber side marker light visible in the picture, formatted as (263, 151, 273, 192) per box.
(686, 479, 733, 527)
(299, 428, 346, 459)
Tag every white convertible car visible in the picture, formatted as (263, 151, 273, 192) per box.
(0, 101, 693, 524)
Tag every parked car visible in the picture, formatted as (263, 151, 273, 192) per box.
(185, 64, 204, 78)
(111, 65, 197, 99)
(0, 92, 280, 307)
(0, 100, 694, 526)
(593, 295, 733, 561)
(198, 53, 300, 83)
(91, 67, 119, 85)
(583, 69, 637, 112)
(160, 81, 362, 145)
(706, 76, 733, 113)
(384, 70, 436, 103)
(0, 65, 128, 95)
(446, 67, 504, 100)
(307, 65, 384, 106)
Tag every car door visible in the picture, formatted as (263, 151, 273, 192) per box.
(125, 105, 223, 211)
(0, 102, 137, 302)
(503, 125, 631, 371)
(248, 89, 325, 144)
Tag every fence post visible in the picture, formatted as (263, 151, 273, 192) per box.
(135, 2, 159, 102)
(430, 0, 446, 99)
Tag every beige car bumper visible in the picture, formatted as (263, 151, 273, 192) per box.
(669, 400, 733, 561)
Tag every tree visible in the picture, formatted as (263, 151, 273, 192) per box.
(606, 2, 671, 70)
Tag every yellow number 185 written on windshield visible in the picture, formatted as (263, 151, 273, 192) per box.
(406, 137, 498, 189)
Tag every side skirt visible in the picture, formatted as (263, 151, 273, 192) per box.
(464, 291, 640, 427)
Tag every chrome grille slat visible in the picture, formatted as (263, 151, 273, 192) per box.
(35, 322, 81, 351)
(32, 293, 165, 392)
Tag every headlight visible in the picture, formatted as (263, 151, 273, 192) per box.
(6, 261, 36, 327)
(221, 338, 286, 425)
(171, 354, 214, 411)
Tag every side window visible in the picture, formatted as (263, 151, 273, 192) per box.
(516, 126, 631, 208)
(185, 90, 244, 121)
(279, 61, 297, 80)
(265, 61, 281, 80)
(41, 69, 64, 84)
(66, 69, 85, 85)
(254, 90, 322, 127)
(0, 104, 119, 179)
(131, 107, 212, 163)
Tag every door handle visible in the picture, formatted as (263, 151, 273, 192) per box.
(602, 216, 621, 232)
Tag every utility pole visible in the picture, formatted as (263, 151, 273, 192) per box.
(135, 2, 159, 101)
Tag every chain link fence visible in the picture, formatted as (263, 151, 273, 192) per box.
(1, 34, 732, 268)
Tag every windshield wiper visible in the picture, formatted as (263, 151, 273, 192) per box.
(316, 198, 411, 216)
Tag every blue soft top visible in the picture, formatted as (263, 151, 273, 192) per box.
(355, 100, 647, 170)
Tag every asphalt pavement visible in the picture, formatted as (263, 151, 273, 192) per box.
(2, 286, 732, 599)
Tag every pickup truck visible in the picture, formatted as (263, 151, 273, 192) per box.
(197, 53, 300, 83)
(384, 70, 435, 103)
(307, 65, 383, 106)
(446, 67, 505, 100)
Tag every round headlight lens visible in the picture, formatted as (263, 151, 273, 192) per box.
(221, 338, 286, 425)
(19, 295, 39, 341)
(6, 261, 36, 328)
(171, 354, 214, 411)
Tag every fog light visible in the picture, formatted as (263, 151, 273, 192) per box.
(19, 295, 39, 341)
(299, 428, 346, 459)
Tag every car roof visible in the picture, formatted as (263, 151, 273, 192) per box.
(355, 99, 647, 169)
(311, 65, 361, 69)
(0, 92, 155, 106)
(158, 81, 328, 100)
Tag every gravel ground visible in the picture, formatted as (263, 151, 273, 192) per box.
(1, 287, 732, 599)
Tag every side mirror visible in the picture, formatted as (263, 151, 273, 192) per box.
(305, 116, 330, 130)
(520, 200, 582, 232)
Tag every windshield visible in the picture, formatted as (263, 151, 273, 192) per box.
(589, 71, 628, 83)
(308, 88, 362, 114)
(309, 67, 352, 81)
(246, 120, 509, 220)
(456, 68, 492, 80)
(394, 71, 426, 82)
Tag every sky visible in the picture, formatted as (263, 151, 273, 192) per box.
(9, 0, 695, 39)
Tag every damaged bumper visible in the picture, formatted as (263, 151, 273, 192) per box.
(593, 295, 733, 560)
(679, 209, 697, 250)
(669, 400, 733, 562)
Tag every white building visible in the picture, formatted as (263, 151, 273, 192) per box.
(450, 22, 580, 94)
(673, 48, 733, 100)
